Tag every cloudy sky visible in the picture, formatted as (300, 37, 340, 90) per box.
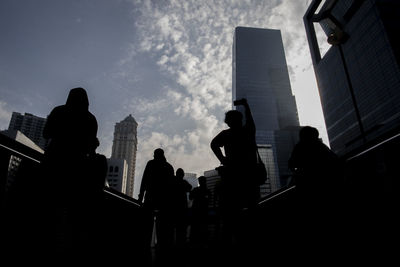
(0, 0, 329, 197)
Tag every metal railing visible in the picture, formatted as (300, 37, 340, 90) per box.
(2, 129, 397, 264)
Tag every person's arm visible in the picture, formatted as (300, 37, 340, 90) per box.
(43, 108, 58, 140)
(211, 133, 228, 165)
(138, 162, 150, 203)
(84, 113, 99, 155)
(241, 99, 255, 134)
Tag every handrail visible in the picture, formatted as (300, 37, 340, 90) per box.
(342, 127, 400, 162)
(346, 132, 400, 162)
(104, 187, 142, 208)
(0, 133, 44, 162)
(0, 133, 141, 209)
(257, 185, 296, 206)
(0, 143, 42, 163)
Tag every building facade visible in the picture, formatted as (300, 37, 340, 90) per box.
(304, 0, 400, 156)
(8, 112, 48, 150)
(257, 145, 274, 197)
(111, 114, 138, 198)
(232, 26, 300, 191)
(106, 158, 128, 194)
(1, 130, 44, 193)
(203, 169, 221, 210)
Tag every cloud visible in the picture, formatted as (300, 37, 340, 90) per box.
(120, 0, 326, 197)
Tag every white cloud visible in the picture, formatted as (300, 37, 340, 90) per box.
(125, 0, 327, 196)
(157, 55, 169, 65)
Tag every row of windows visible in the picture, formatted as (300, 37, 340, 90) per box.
(109, 166, 119, 173)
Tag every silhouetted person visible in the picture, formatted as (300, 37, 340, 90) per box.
(40, 87, 107, 261)
(139, 148, 175, 264)
(43, 87, 98, 160)
(171, 168, 192, 248)
(189, 176, 210, 247)
(288, 126, 343, 256)
(210, 98, 260, 256)
(288, 126, 342, 204)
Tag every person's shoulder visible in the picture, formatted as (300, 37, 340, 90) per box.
(145, 159, 156, 167)
(192, 187, 200, 192)
(50, 105, 66, 114)
(184, 180, 192, 189)
(164, 161, 174, 170)
(88, 111, 97, 119)
(218, 129, 232, 138)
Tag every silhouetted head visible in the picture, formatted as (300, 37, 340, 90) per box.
(66, 87, 89, 111)
(198, 176, 206, 187)
(224, 110, 243, 129)
(299, 126, 319, 142)
(153, 148, 166, 161)
(176, 168, 185, 179)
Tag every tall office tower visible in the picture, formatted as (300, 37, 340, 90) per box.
(106, 158, 128, 194)
(111, 114, 138, 198)
(8, 112, 48, 150)
(304, 0, 400, 156)
(232, 26, 300, 191)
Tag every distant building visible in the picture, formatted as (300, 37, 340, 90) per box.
(257, 145, 274, 197)
(106, 158, 128, 194)
(8, 112, 48, 150)
(232, 26, 300, 191)
(1, 129, 44, 153)
(184, 172, 198, 188)
(111, 114, 138, 198)
(182, 172, 197, 208)
(203, 169, 222, 242)
(304, 0, 400, 155)
(0, 130, 44, 193)
(203, 169, 221, 209)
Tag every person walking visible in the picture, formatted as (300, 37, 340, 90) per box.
(138, 148, 175, 264)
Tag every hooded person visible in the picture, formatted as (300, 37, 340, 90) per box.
(43, 87, 98, 158)
(38, 87, 105, 259)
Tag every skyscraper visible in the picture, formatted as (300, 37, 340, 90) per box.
(8, 112, 48, 150)
(232, 26, 300, 192)
(304, 0, 400, 156)
(111, 114, 138, 198)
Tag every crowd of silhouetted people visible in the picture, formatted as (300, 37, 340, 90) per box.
(4, 87, 347, 266)
(138, 148, 212, 265)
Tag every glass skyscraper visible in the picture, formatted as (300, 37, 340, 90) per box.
(232, 27, 300, 192)
(304, 0, 400, 156)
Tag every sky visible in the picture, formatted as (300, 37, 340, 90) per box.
(0, 0, 329, 197)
